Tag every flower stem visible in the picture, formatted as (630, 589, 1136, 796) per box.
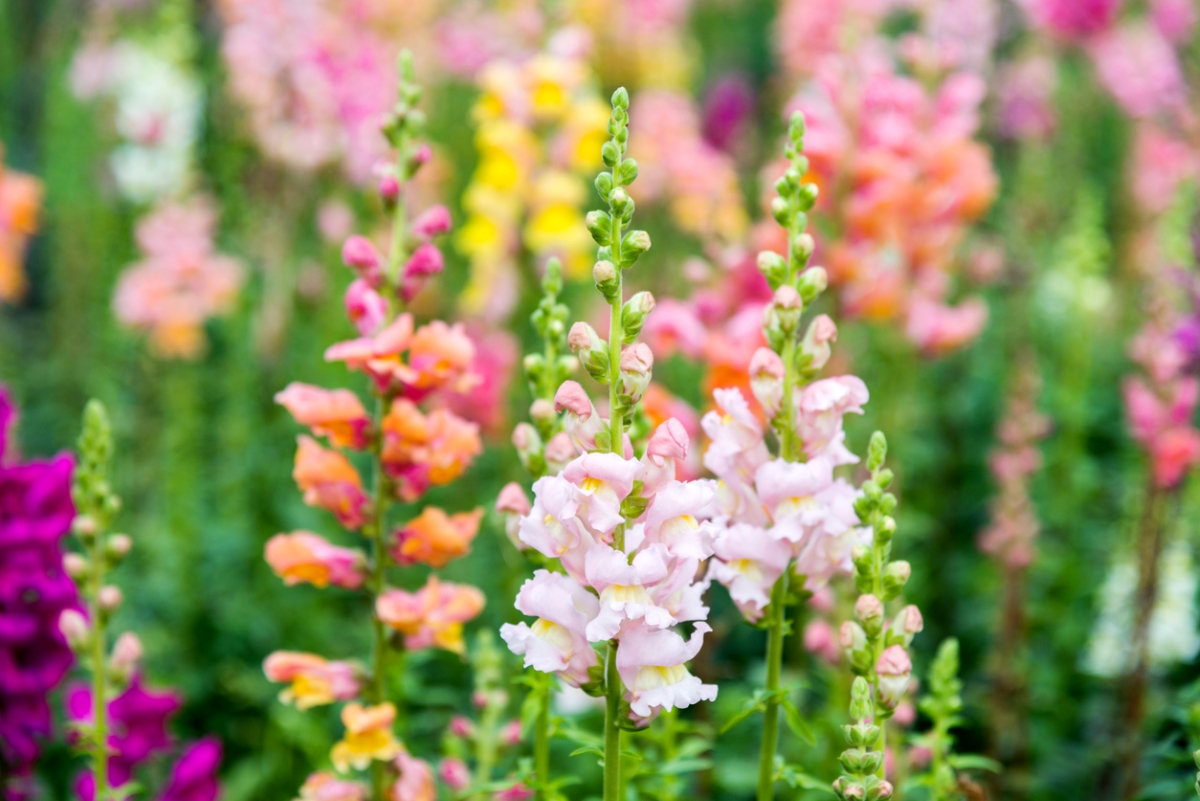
(757, 571, 789, 801)
(604, 641, 622, 801)
(369, 392, 394, 801)
(89, 529, 109, 800)
(535, 678, 551, 801)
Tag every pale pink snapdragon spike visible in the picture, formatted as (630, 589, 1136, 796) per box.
(500, 570, 600, 687)
(344, 279, 388, 336)
(874, 645, 913, 709)
(519, 475, 589, 561)
(709, 522, 795, 621)
(638, 417, 690, 497)
(639, 480, 718, 560)
(544, 432, 579, 475)
(1151, 0, 1198, 42)
(616, 621, 717, 719)
(702, 387, 770, 525)
(496, 481, 532, 550)
(796, 375, 869, 464)
(554, 380, 606, 453)
(560, 452, 642, 537)
(755, 456, 836, 546)
(1089, 21, 1186, 122)
(749, 347, 786, 418)
(584, 543, 675, 641)
(793, 479, 871, 589)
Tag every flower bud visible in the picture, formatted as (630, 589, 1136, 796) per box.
(756, 250, 787, 290)
(345, 279, 388, 336)
(620, 291, 655, 343)
(770, 196, 789, 226)
(341, 236, 383, 287)
(377, 172, 401, 201)
(59, 609, 89, 650)
(797, 266, 828, 304)
(646, 418, 689, 464)
(63, 552, 88, 579)
(98, 585, 123, 613)
(873, 781, 894, 800)
(793, 233, 815, 262)
(620, 230, 651, 267)
(609, 188, 630, 213)
(585, 210, 611, 246)
(449, 715, 475, 739)
(110, 631, 143, 680)
(501, 720, 522, 747)
(439, 758, 471, 792)
(749, 347, 785, 417)
(105, 533, 133, 561)
(544, 432, 577, 473)
(568, 323, 610, 382)
(529, 399, 555, 427)
(801, 314, 837, 370)
(73, 515, 98, 539)
(410, 205, 452, 239)
(618, 344, 654, 402)
(854, 594, 884, 627)
(593, 260, 619, 301)
(839, 620, 866, 651)
(496, 482, 531, 517)
(875, 645, 912, 709)
(401, 244, 444, 302)
(896, 604, 923, 637)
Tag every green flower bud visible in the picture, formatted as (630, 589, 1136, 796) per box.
(586, 210, 612, 246)
(620, 230, 651, 268)
(617, 159, 639, 186)
(593, 260, 620, 301)
(797, 266, 828, 304)
(595, 172, 615, 201)
(770, 196, 790, 226)
(621, 291, 656, 343)
(757, 251, 787, 291)
(601, 140, 621, 169)
(868, 431, 888, 471)
(611, 86, 630, 110)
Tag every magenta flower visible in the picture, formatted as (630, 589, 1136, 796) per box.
(158, 738, 222, 801)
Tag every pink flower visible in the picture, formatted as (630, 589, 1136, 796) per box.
(1019, 0, 1121, 39)
(1089, 22, 1185, 121)
(796, 376, 869, 463)
(296, 772, 368, 801)
(275, 383, 371, 450)
(519, 475, 591, 570)
(1151, 0, 1198, 42)
(291, 435, 371, 529)
(438, 758, 470, 792)
(640, 480, 717, 560)
(702, 388, 770, 525)
(263, 652, 361, 710)
(265, 532, 366, 590)
(639, 418, 691, 497)
(494, 783, 534, 801)
(554, 381, 606, 453)
(342, 236, 383, 287)
(1130, 124, 1198, 214)
(392, 750, 435, 801)
(411, 205, 452, 239)
(500, 570, 600, 687)
(875, 645, 912, 709)
(344, 280, 388, 336)
(996, 56, 1058, 141)
(802, 620, 841, 664)
(643, 299, 707, 359)
(905, 295, 989, 356)
(561, 453, 642, 538)
(584, 544, 677, 640)
(616, 621, 717, 719)
(754, 457, 836, 545)
(749, 348, 785, 418)
(794, 480, 870, 589)
(400, 244, 445, 302)
(500, 720, 522, 747)
(709, 523, 794, 622)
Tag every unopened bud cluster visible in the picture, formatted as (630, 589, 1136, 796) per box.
(832, 678, 894, 801)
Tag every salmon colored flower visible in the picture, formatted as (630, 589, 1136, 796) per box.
(276, 383, 372, 450)
(292, 436, 371, 529)
(376, 576, 485, 654)
(295, 772, 367, 801)
(391, 507, 483, 568)
(263, 652, 361, 710)
(331, 702, 402, 772)
(381, 400, 482, 501)
(0, 148, 42, 302)
(326, 315, 479, 395)
(265, 531, 366, 589)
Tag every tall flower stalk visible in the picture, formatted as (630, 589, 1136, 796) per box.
(267, 53, 484, 801)
(500, 89, 718, 801)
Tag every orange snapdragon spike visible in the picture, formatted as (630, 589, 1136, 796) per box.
(381, 400, 482, 501)
(330, 702, 402, 772)
(265, 531, 366, 589)
(326, 315, 480, 395)
(263, 651, 361, 709)
(0, 153, 43, 303)
(391, 507, 483, 568)
(375, 576, 485, 655)
(276, 383, 372, 450)
(292, 436, 371, 529)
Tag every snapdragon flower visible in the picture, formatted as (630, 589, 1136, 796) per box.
(264, 652, 362, 709)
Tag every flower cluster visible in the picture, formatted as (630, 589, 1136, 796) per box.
(266, 55, 483, 801)
(978, 364, 1050, 569)
(456, 46, 609, 320)
(501, 91, 717, 736)
(0, 145, 42, 303)
(112, 199, 244, 358)
(785, 51, 996, 354)
(0, 390, 77, 796)
(628, 90, 748, 248)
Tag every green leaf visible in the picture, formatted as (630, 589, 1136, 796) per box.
(779, 765, 834, 794)
(658, 758, 713, 776)
(781, 698, 816, 745)
(719, 696, 764, 733)
(947, 753, 1003, 773)
(569, 746, 604, 759)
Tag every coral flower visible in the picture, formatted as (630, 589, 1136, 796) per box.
(264, 531, 366, 589)
(0, 150, 42, 303)
(296, 772, 367, 801)
(331, 702, 402, 772)
(292, 436, 371, 529)
(263, 652, 361, 710)
(326, 315, 479, 395)
(376, 577, 485, 654)
(391, 507, 483, 568)
(381, 400, 482, 501)
(276, 383, 372, 450)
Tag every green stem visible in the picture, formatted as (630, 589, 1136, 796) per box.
(535, 679, 551, 800)
(90, 531, 109, 799)
(757, 572, 789, 801)
(780, 336, 799, 461)
(604, 641, 622, 801)
(369, 393, 394, 801)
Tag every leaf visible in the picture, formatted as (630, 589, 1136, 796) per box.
(719, 697, 764, 734)
(781, 698, 816, 746)
(779, 765, 835, 794)
(947, 753, 1003, 773)
(658, 758, 713, 776)
(569, 746, 604, 759)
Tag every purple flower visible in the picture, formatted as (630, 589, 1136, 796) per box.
(701, 75, 754, 153)
(0, 389, 78, 788)
(158, 738, 222, 801)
